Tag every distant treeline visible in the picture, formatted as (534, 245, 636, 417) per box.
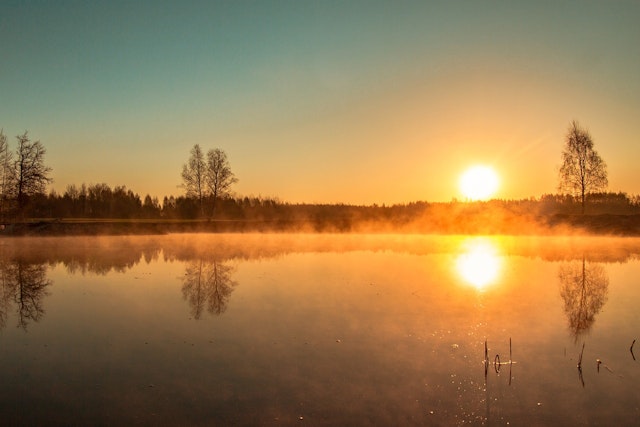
(12, 182, 640, 229)
(22, 183, 286, 220)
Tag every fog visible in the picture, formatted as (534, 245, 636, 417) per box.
(1, 233, 640, 276)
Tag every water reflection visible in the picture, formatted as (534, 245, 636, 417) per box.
(0, 234, 632, 333)
(0, 259, 52, 330)
(182, 259, 238, 319)
(558, 257, 609, 341)
(455, 238, 502, 289)
(2, 234, 640, 273)
(0, 235, 639, 425)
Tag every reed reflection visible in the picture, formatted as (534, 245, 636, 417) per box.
(0, 259, 52, 330)
(182, 259, 238, 319)
(456, 238, 502, 290)
(558, 257, 609, 341)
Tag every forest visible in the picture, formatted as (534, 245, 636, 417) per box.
(1, 129, 640, 235)
(9, 186, 640, 235)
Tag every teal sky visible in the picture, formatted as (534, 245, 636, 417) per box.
(1, 1, 639, 204)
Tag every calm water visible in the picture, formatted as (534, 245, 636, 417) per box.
(0, 234, 639, 426)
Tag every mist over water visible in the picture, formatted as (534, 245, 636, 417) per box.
(1, 234, 639, 425)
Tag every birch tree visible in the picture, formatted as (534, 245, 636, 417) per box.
(181, 144, 207, 214)
(558, 121, 607, 214)
(205, 148, 237, 217)
(181, 145, 237, 218)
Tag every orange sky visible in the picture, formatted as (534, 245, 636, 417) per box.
(1, 2, 639, 204)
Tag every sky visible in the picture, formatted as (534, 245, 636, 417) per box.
(1, 0, 639, 205)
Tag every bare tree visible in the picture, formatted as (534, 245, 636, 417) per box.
(181, 145, 237, 218)
(181, 144, 207, 215)
(558, 121, 607, 214)
(0, 130, 14, 220)
(205, 148, 238, 217)
(13, 132, 53, 213)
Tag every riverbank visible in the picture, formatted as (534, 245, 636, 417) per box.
(2, 214, 640, 236)
(0, 219, 300, 236)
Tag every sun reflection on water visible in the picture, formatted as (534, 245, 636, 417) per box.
(456, 238, 502, 290)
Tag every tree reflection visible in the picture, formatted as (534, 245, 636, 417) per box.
(0, 259, 52, 330)
(182, 259, 238, 319)
(0, 263, 12, 329)
(558, 257, 608, 341)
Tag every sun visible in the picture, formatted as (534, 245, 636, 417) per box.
(459, 166, 499, 201)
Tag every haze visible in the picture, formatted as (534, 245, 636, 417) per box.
(1, 1, 639, 204)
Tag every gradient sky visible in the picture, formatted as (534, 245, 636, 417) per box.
(1, 1, 639, 204)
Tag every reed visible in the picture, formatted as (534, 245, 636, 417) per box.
(577, 342, 585, 369)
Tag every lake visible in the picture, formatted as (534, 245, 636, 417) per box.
(0, 234, 639, 426)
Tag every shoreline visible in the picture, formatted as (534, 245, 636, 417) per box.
(1, 214, 640, 236)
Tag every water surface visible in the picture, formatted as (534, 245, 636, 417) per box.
(1, 234, 639, 425)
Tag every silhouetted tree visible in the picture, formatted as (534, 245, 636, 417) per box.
(13, 132, 52, 213)
(181, 144, 207, 215)
(558, 121, 607, 214)
(63, 184, 82, 216)
(174, 196, 200, 219)
(180, 145, 237, 218)
(161, 196, 177, 218)
(142, 194, 160, 218)
(558, 257, 608, 341)
(0, 130, 14, 220)
(87, 183, 112, 217)
(205, 148, 238, 217)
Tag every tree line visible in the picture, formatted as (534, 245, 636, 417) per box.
(28, 185, 283, 220)
(0, 120, 632, 225)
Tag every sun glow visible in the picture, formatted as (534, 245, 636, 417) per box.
(459, 166, 499, 201)
(456, 238, 502, 290)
